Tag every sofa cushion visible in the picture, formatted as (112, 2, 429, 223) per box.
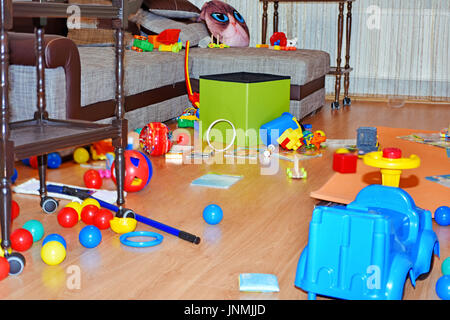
(143, 0, 201, 19)
(78, 47, 186, 107)
(188, 47, 330, 85)
(130, 9, 209, 47)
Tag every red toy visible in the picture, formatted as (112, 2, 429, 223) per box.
(57, 207, 79, 228)
(333, 152, 358, 173)
(10, 228, 33, 252)
(157, 29, 181, 45)
(83, 169, 103, 189)
(93, 208, 114, 230)
(139, 122, 173, 156)
(270, 32, 287, 47)
(0, 257, 9, 281)
(111, 150, 153, 192)
(11, 200, 19, 221)
(81, 204, 99, 225)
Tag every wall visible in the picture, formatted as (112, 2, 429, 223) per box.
(190, 0, 449, 101)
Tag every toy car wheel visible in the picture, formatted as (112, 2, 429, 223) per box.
(417, 253, 435, 281)
(6, 252, 26, 275)
(41, 196, 59, 214)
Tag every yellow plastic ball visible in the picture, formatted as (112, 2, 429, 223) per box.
(65, 201, 83, 220)
(41, 241, 66, 266)
(81, 198, 101, 209)
(73, 147, 90, 164)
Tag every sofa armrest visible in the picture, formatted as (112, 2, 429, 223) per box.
(8, 32, 81, 119)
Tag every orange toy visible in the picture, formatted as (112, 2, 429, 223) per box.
(184, 41, 200, 109)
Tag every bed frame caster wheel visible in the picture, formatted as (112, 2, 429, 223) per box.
(6, 252, 26, 275)
(331, 101, 340, 110)
(116, 208, 136, 219)
(40, 196, 59, 214)
(343, 97, 351, 106)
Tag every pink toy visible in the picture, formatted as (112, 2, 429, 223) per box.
(98, 169, 111, 179)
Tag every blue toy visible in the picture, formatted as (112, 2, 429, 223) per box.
(435, 275, 450, 300)
(79, 226, 102, 248)
(356, 126, 379, 155)
(120, 231, 163, 248)
(203, 204, 223, 225)
(434, 206, 450, 226)
(295, 184, 439, 300)
(42, 233, 67, 249)
(260, 112, 301, 146)
(11, 168, 17, 184)
(47, 152, 62, 169)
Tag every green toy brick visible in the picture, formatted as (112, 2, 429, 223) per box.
(200, 72, 290, 147)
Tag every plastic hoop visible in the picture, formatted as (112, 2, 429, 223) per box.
(119, 231, 163, 248)
(205, 119, 237, 152)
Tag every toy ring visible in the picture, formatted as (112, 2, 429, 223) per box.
(205, 119, 237, 152)
(119, 231, 163, 248)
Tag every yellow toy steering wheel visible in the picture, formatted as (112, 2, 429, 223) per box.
(363, 148, 420, 187)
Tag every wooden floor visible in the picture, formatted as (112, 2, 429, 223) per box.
(0, 100, 449, 300)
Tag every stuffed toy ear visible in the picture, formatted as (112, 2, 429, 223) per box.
(197, 0, 249, 47)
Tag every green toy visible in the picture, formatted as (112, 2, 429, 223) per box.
(131, 36, 154, 52)
(200, 72, 290, 147)
(442, 257, 450, 275)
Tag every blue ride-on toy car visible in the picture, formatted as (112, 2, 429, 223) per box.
(295, 184, 440, 300)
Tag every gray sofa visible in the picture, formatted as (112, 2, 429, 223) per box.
(9, 37, 330, 132)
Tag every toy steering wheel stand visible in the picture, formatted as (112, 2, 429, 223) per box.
(363, 148, 420, 187)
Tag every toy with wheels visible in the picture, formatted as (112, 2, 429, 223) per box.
(139, 122, 173, 156)
(362, 147, 420, 187)
(294, 184, 439, 300)
(111, 150, 153, 192)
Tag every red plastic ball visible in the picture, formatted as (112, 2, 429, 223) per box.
(29, 156, 38, 169)
(81, 204, 99, 225)
(11, 200, 20, 221)
(139, 122, 173, 156)
(57, 207, 79, 228)
(83, 169, 103, 189)
(10, 228, 33, 252)
(110, 150, 152, 193)
(0, 257, 9, 281)
(93, 209, 113, 230)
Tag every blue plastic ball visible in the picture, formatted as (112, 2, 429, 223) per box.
(23, 219, 45, 242)
(203, 204, 223, 225)
(47, 152, 62, 169)
(79, 225, 102, 248)
(435, 275, 450, 300)
(42, 233, 67, 249)
(435, 206, 450, 226)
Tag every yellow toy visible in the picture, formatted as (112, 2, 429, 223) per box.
(277, 117, 303, 151)
(363, 147, 420, 187)
(41, 241, 66, 266)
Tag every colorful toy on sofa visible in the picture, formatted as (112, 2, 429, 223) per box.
(294, 184, 440, 300)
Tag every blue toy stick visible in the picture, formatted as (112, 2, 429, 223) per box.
(46, 184, 201, 244)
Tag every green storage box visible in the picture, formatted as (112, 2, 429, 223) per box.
(199, 72, 290, 147)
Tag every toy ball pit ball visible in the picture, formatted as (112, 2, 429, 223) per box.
(84, 169, 103, 189)
(11, 200, 19, 221)
(73, 147, 90, 164)
(41, 241, 66, 266)
(42, 234, 67, 249)
(81, 198, 100, 209)
(442, 257, 450, 276)
(434, 206, 450, 226)
(79, 225, 102, 248)
(0, 257, 10, 281)
(23, 219, 45, 242)
(435, 275, 450, 300)
(81, 205, 99, 225)
(93, 209, 114, 230)
(203, 204, 223, 225)
(57, 207, 79, 228)
(11, 228, 34, 252)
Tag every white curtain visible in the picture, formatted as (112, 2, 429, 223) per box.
(190, 0, 449, 102)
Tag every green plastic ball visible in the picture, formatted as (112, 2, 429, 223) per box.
(442, 257, 450, 276)
(23, 219, 45, 242)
